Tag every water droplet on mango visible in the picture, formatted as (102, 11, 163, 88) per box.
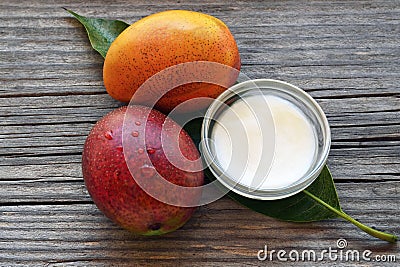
(104, 131, 113, 140)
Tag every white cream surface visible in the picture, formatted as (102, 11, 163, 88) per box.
(211, 94, 316, 190)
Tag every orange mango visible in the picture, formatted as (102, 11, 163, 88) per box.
(103, 10, 241, 113)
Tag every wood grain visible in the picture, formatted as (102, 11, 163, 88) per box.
(0, 0, 399, 266)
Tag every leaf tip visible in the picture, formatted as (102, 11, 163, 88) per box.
(63, 7, 79, 18)
(62, 7, 71, 14)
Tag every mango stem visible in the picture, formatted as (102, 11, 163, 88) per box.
(303, 190, 397, 243)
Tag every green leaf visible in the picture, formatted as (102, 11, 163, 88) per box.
(227, 165, 340, 222)
(64, 8, 129, 58)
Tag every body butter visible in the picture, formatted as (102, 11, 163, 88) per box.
(201, 79, 331, 200)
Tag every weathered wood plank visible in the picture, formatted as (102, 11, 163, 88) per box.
(0, 145, 399, 181)
(0, 176, 398, 207)
(0, 95, 399, 125)
(1, 123, 399, 156)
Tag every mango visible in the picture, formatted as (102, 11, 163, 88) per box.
(82, 105, 204, 235)
(103, 10, 240, 112)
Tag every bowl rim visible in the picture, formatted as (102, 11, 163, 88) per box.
(200, 78, 331, 200)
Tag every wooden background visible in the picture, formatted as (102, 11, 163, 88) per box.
(0, 0, 399, 266)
